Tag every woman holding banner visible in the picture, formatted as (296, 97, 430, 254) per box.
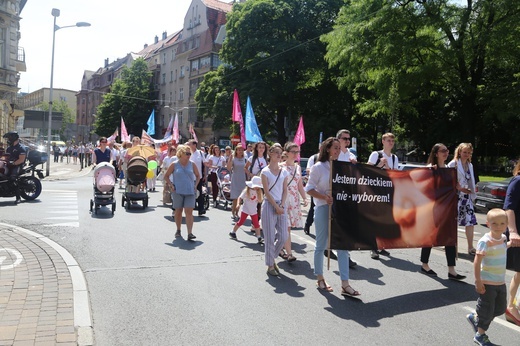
(420, 143, 466, 280)
(503, 161, 520, 326)
(447, 143, 478, 255)
(305, 137, 359, 296)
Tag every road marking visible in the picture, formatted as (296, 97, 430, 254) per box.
(0, 248, 23, 270)
(44, 190, 80, 228)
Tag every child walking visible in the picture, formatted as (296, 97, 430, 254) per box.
(229, 176, 263, 243)
(467, 208, 511, 346)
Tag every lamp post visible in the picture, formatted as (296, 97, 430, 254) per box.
(46, 8, 90, 176)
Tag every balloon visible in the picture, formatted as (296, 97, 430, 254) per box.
(146, 169, 155, 179)
(148, 160, 158, 170)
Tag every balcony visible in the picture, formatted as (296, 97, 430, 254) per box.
(16, 47, 26, 72)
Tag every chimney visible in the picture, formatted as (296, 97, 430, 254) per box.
(154, 35, 158, 44)
(162, 31, 167, 40)
(144, 43, 148, 49)
(104, 58, 109, 68)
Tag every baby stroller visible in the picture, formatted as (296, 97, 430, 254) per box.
(90, 162, 116, 215)
(216, 166, 232, 210)
(195, 182, 210, 211)
(121, 156, 149, 210)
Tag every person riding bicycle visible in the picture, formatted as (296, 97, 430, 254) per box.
(3, 131, 26, 204)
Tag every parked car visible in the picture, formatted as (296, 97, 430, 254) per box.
(299, 157, 309, 185)
(397, 162, 426, 171)
(474, 177, 512, 212)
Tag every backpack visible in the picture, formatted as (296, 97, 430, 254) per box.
(375, 150, 396, 169)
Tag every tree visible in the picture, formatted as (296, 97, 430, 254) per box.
(197, 0, 347, 150)
(94, 58, 154, 138)
(323, 0, 520, 158)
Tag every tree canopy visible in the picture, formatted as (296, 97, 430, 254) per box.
(94, 58, 154, 138)
(322, 0, 520, 158)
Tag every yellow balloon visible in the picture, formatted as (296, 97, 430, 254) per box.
(146, 169, 155, 179)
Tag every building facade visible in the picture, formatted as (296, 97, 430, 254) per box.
(0, 0, 26, 138)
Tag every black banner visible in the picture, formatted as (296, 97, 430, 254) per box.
(330, 162, 458, 250)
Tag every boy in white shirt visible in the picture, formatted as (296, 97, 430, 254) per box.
(367, 132, 399, 259)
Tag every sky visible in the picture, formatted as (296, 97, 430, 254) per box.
(17, 0, 196, 93)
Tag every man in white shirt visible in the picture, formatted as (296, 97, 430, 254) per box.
(336, 129, 358, 163)
(187, 139, 206, 217)
(367, 132, 399, 259)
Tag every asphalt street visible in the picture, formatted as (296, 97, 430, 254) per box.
(1, 164, 520, 345)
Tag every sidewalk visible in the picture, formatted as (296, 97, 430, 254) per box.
(43, 159, 93, 181)
(0, 224, 92, 346)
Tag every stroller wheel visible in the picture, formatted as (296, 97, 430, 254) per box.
(121, 195, 126, 208)
(143, 198, 148, 209)
(90, 199, 93, 212)
(112, 203, 116, 214)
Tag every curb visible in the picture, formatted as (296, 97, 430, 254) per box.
(44, 165, 94, 181)
(0, 222, 94, 345)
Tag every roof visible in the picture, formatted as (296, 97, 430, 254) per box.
(202, 0, 233, 12)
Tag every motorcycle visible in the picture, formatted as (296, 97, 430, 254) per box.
(0, 150, 46, 201)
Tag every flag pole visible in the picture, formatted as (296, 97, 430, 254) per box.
(327, 157, 333, 271)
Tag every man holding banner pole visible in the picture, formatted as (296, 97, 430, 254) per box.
(336, 129, 358, 268)
(367, 132, 399, 259)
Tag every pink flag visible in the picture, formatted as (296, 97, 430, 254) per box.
(107, 127, 118, 143)
(121, 117, 130, 142)
(294, 116, 305, 146)
(294, 116, 305, 160)
(232, 89, 246, 147)
(189, 123, 198, 143)
(173, 113, 179, 143)
(141, 129, 155, 146)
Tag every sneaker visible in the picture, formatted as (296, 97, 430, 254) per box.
(257, 236, 263, 244)
(188, 233, 196, 241)
(267, 267, 279, 276)
(371, 250, 380, 260)
(473, 333, 494, 346)
(175, 230, 181, 238)
(229, 232, 237, 239)
(349, 258, 357, 268)
(466, 313, 478, 334)
(379, 249, 390, 256)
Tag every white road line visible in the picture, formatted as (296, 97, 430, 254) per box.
(45, 216, 79, 220)
(47, 210, 79, 214)
(44, 222, 80, 228)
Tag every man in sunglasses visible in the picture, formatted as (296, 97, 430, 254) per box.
(334, 129, 358, 268)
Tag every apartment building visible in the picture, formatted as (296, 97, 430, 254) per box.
(141, 0, 233, 144)
(0, 0, 26, 137)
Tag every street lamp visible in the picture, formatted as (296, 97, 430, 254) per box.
(46, 8, 90, 176)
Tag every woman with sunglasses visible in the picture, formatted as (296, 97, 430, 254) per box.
(164, 145, 200, 241)
(92, 137, 111, 164)
(419, 143, 466, 280)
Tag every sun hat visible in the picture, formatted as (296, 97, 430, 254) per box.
(246, 176, 263, 189)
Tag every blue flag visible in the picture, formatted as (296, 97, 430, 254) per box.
(245, 97, 262, 142)
(146, 109, 155, 136)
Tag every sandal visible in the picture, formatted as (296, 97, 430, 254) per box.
(468, 248, 476, 255)
(341, 285, 360, 297)
(287, 254, 297, 262)
(316, 279, 333, 292)
(279, 251, 289, 260)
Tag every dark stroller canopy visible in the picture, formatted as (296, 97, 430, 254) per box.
(127, 156, 148, 185)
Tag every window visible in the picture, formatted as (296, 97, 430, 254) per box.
(212, 54, 221, 68)
(200, 56, 210, 68)
(180, 66, 185, 78)
(179, 88, 184, 101)
(163, 53, 166, 64)
(170, 71, 174, 82)
(162, 73, 166, 84)
(171, 49, 176, 61)
(191, 60, 199, 71)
